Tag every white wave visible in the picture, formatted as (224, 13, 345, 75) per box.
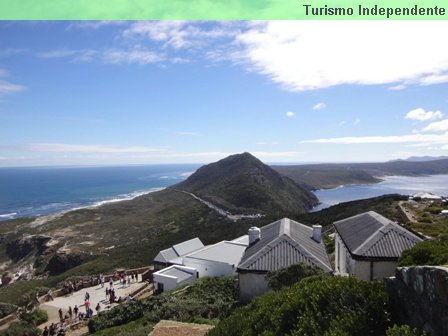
(180, 171, 194, 178)
(0, 212, 17, 218)
(90, 187, 165, 208)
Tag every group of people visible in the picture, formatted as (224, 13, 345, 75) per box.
(42, 322, 66, 336)
(39, 271, 142, 335)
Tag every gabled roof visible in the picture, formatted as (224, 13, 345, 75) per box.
(237, 218, 332, 273)
(334, 211, 423, 259)
(154, 247, 179, 263)
(173, 238, 204, 256)
(154, 238, 204, 264)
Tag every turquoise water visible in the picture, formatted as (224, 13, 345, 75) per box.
(313, 174, 448, 211)
(0, 164, 200, 220)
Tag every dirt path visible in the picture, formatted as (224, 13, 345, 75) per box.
(174, 189, 264, 221)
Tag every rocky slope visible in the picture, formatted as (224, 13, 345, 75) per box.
(176, 152, 318, 217)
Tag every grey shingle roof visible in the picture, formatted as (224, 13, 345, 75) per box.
(334, 211, 423, 259)
(237, 218, 332, 273)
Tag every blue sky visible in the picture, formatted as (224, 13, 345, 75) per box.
(1, 20, 448, 166)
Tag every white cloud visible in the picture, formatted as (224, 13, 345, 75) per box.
(38, 47, 164, 65)
(67, 21, 128, 30)
(102, 48, 163, 65)
(38, 49, 97, 62)
(233, 21, 448, 91)
(123, 21, 237, 50)
(286, 111, 295, 118)
(0, 80, 26, 95)
(339, 121, 346, 126)
(405, 108, 443, 121)
(302, 133, 448, 145)
(313, 102, 326, 110)
(26, 143, 166, 153)
(353, 118, 361, 125)
(422, 119, 448, 133)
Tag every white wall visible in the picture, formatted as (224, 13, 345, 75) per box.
(183, 257, 235, 278)
(335, 233, 398, 281)
(239, 272, 270, 303)
(152, 266, 197, 292)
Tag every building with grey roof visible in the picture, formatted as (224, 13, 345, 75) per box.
(152, 237, 249, 292)
(153, 237, 204, 269)
(152, 265, 198, 293)
(183, 241, 247, 278)
(237, 218, 332, 302)
(334, 211, 423, 281)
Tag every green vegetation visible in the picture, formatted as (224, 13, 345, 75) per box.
(386, 324, 427, 336)
(0, 308, 48, 336)
(19, 308, 48, 326)
(88, 276, 238, 334)
(265, 263, 324, 291)
(0, 303, 17, 319)
(209, 275, 390, 336)
(399, 235, 448, 266)
(178, 152, 318, 217)
(403, 200, 448, 237)
(0, 321, 40, 336)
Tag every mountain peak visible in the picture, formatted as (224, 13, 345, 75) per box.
(176, 153, 317, 217)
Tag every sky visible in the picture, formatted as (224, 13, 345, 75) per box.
(1, 20, 448, 167)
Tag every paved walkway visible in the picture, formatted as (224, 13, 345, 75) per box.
(39, 274, 147, 332)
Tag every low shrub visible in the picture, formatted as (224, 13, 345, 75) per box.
(265, 262, 324, 290)
(399, 235, 448, 266)
(20, 308, 48, 326)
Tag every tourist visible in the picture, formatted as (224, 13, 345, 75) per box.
(34, 293, 40, 305)
(84, 299, 90, 312)
(47, 289, 54, 301)
(84, 291, 90, 301)
(49, 323, 56, 336)
(42, 326, 49, 336)
(105, 287, 109, 299)
(127, 275, 131, 286)
(73, 304, 78, 317)
(58, 308, 63, 322)
(95, 302, 101, 314)
(68, 306, 73, 319)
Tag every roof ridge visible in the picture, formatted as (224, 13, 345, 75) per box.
(286, 235, 332, 271)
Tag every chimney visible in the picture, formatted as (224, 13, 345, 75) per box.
(312, 225, 322, 243)
(248, 227, 261, 245)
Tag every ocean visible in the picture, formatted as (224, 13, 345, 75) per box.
(313, 174, 448, 211)
(0, 164, 200, 221)
(2, 166, 448, 221)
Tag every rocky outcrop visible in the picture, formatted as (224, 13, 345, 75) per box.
(45, 250, 89, 275)
(5, 235, 52, 262)
(387, 266, 448, 336)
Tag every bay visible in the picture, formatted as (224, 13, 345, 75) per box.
(313, 174, 448, 211)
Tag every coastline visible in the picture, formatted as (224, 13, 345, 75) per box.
(3, 187, 166, 225)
